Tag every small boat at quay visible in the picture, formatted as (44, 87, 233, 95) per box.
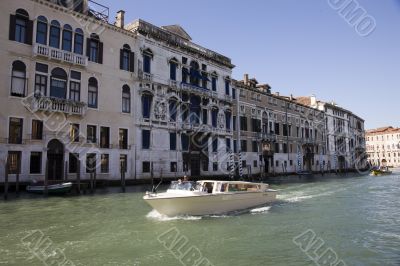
(370, 167, 392, 176)
(143, 180, 278, 216)
(26, 182, 73, 195)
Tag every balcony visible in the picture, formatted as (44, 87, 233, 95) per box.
(300, 137, 315, 145)
(181, 83, 212, 97)
(257, 132, 277, 142)
(33, 44, 88, 67)
(27, 96, 87, 116)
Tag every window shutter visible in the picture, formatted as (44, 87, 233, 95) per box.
(119, 49, 124, 70)
(9, 15, 16, 41)
(129, 52, 135, 72)
(26, 19, 34, 45)
(98, 42, 103, 64)
(86, 38, 90, 57)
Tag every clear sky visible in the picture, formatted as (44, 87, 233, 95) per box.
(94, 0, 400, 130)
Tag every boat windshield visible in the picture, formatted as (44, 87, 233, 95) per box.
(168, 181, 196, 191)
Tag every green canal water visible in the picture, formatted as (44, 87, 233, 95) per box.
(0, 173, 399, 266)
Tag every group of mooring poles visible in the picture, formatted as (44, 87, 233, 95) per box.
(3, 158, 20, 200)
(3, 157, 128, 200)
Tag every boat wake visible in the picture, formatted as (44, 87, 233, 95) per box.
(146, 210, 202, 221)
(250, 206, 271, 214)
(278, 186, 348, 203)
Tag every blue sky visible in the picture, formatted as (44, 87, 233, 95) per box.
(94, 0, 400, 129)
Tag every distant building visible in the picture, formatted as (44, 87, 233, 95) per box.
(296, 95, 366, 171)
(366, 127, 400, 167)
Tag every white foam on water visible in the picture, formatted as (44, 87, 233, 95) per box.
(250, 206, 271, 214)
(146, 210, 202, 221)
(278, 187, 348, 203)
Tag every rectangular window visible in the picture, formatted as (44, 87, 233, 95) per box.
(213, 162, 218, 171)
(9, 117, 23, 144)
(70, 123, 80, 142)
(170, 162, 177, 172)
(87, 125, 97, 143)
(86, 153, 96, 173)
(89, 40, 99, 62)
(34, 74, 47, 96)
(181, 134, 189, 151)
(170, 62, 177, 80)
(31, 120, 43, 140)
(212, 137, 218, 152)
(143, 54, 151, 73)
(274, 143, 280, 153)
(232, 88, 236, 99)
(225, 80, 230, 95)
(11, 69, 26, 97)
(233, 116, 236, 131)
(69, 81, 81, 101)
(275, 123, 280, 135)
(120, 154, 127, 173)
(119, 128, 128, 149)
(74, 32, 83, 55)
(226, 138, 231, 152)
(101, 154, 109, 173)
(252, 141, 258, 152)
(30, 152, 42, 174)
(253, 160, 258, 168)
(170, 132, 177, 150)
(202, 109, 208, 125)
(143, 161, 151, 173)
(88, 84, 98, 108)
(233, 140, 237, 153)
(211, 77, 217, 91)
(241, 140, 247, 152)
(142, 130, 150, 149)
(7, 151, 21, 174)
(202, 159, 209, 172)
(100, 127, 110, 148)
(69, 153, 78, 173)
(240, 116, 248, 131)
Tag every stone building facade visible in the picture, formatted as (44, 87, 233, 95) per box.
(366, 127, 400, 168)
(296, 95, 366, 170)
(0, 0, 367, 183)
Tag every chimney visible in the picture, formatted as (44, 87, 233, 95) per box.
(310, 94, 316, 106)
(244, 74, 249, 86)
(115, 10, 125, 29)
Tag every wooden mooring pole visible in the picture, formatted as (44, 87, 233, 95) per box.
(121, 161, 126, 193)
(44, 159, 48, 197)
(4, 160, 9, 201)
(76, 159, 81, 194)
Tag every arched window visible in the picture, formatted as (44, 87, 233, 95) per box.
(211, 108, 219, 128)
(189, 61, 200, 86)
(10, 9, 32, 44)
(120, 44, 134, 72)
(169, 58, 179, 81)
(50, 68, 67, 99)
(62, 24, 73, 51)
(11, 61, 26, 97)
(87, 33, 103, 64)
(169, 98, 178, 122)
(122, 85, 130, 113)
(190, 95, 201, 125)
(211, 72, 218, 91)
(88, 77, 98, 108)
(74, 28, 84, 55)
(143, 49, 153, 73)
(49, 20, 61, 48)
(36, 16, 48, 45)
(225, 111, 232, 130)
(142, 93, 153, 119)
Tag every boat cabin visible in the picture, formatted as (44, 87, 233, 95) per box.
(168, 180, 268, 194)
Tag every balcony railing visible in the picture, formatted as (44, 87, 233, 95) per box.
(300, 137, 315, 145)
(33, 44, 88, 67)
(257, 132, 277, 142)
(28, 96, 87, 116)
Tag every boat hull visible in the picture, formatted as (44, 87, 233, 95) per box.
(144, 190, 277, 216)
(26, 183, 72, 195)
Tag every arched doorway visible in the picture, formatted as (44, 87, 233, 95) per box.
(47, 139, 64, 180)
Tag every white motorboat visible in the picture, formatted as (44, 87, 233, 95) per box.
(143, 180, 277, 216)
